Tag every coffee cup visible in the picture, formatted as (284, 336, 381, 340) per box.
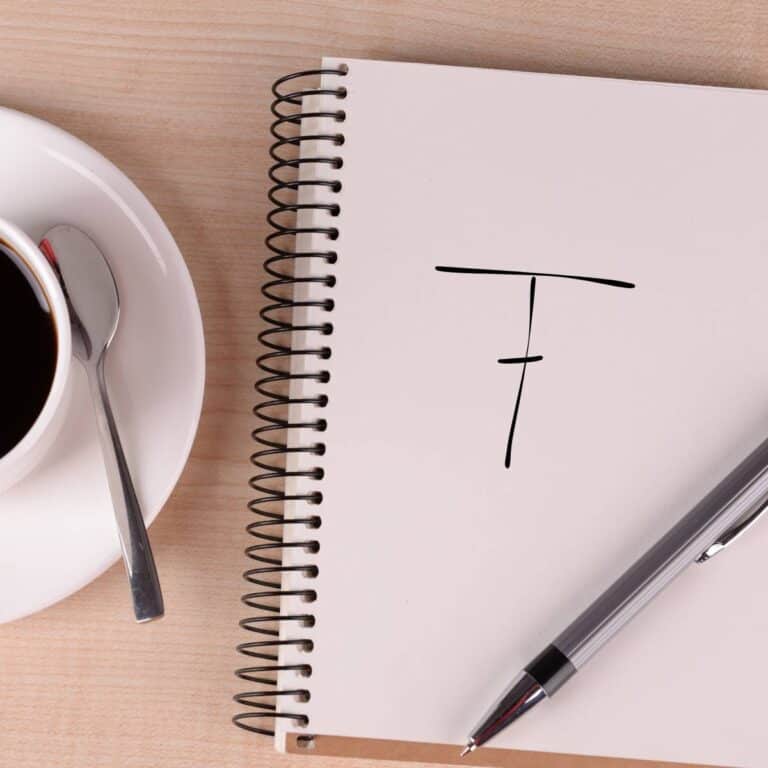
(0, 218, 72, 492)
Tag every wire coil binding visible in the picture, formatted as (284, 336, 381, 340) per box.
(234, 65, 348, 738)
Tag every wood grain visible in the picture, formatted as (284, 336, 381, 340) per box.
(0, 1, 759, 766)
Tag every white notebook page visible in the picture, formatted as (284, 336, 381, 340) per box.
(276, 58, 768, 767)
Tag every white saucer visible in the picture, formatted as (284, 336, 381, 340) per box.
(0, 108, 205, 623)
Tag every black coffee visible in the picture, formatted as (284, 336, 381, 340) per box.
(0, 242, 58, 458)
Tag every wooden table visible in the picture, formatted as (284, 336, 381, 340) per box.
(0, 2, 761, 766)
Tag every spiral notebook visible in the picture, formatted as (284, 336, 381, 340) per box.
(239, 58, 768, 768)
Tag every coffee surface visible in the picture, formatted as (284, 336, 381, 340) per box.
(0, 243, 57, 458)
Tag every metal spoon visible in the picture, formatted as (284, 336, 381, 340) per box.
(41, 225, 164, 623)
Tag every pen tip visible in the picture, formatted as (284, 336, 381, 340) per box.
(460, 740, 476, 758)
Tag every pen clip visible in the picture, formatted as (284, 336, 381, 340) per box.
(696, 497, 768, 563)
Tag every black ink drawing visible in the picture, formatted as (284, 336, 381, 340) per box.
(435, 266, 635, 468)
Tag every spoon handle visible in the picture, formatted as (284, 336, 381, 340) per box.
(88, 359, 164, 622)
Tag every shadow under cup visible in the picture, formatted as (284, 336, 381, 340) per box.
(0, 239, 60, 459)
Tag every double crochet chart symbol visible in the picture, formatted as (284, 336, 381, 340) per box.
(435, 265, 636, 468)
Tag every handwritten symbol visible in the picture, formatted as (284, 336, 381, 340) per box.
(435, 266, 635, 468)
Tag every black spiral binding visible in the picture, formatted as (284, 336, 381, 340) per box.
(233, 65, 348, 739)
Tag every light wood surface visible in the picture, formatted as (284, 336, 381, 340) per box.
(0, 2, 760, 766)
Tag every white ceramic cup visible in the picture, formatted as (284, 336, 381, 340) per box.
(0, 218, 72, 492)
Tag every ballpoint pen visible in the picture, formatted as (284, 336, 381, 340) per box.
(461, 434, 768, 757)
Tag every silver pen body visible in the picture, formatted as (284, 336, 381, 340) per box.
(465, 436, 768, 753)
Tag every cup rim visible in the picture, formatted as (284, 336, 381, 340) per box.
(0, 218, 72, 472)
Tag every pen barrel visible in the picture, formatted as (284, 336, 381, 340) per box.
(554, 436, 768, 669)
